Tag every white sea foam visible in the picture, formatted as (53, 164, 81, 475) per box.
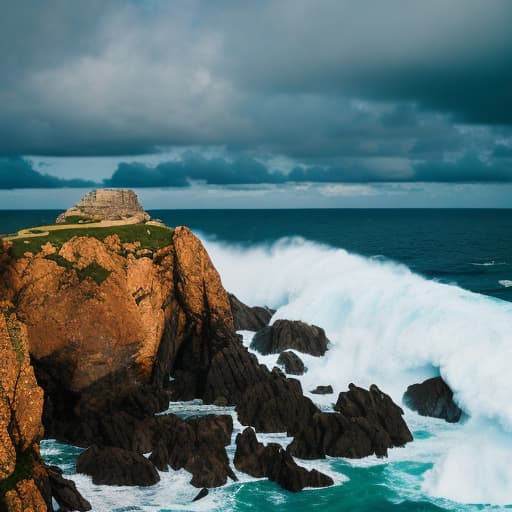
(202, 235, 512, 506)
(499, 280, 512, 288)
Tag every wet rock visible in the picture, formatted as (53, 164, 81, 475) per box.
(46, 464, 92, 511)
(251, 320, 328, 356)
(310, 385, 333, 395)
(229, 293, 274, 331)
(403, 377, 462, 423)
(148, 414, 236, 488)
(287, 383, 413, 459)
(234, 428, 333, 492)
(76, 445, 160, 486)
(192, 488, 209, 502)
(276, 351, 306, 375)
(236, 368, 319, 435)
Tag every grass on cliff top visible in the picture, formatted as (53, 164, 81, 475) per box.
(8, 223, 174, 259)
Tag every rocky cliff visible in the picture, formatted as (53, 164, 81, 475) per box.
(0, 214, 413, 502)
(0, 305, 90, 511)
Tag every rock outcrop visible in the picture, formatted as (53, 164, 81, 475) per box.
(234, 428, 333, 492)
(310, 385, 333, 395)
(0, 306, 90, 511)
(228, 294, 274, 331)
(287, 384, 413, 459)
(56, 189, 150, 224)
(403, 377, 462, 423)
(77, 445, 160, 486)
(148, 414, 236, 488)
(276, 351, 306, 375)
(251, 320, 328, 356)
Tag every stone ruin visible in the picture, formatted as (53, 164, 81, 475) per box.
(56, 189, 151, 224)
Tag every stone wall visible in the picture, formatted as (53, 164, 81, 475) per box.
(56, 189, 150, 223)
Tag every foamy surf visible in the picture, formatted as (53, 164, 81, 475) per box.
(202, 235, 512, 506)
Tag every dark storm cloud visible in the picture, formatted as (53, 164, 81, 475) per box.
(105, 152, 512, 187)
(1, 0, 512, 191)
(0, 1, 511, 155)
(0, 157, 97, 189)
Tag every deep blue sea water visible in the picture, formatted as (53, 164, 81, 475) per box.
(3, 209, 512, 511)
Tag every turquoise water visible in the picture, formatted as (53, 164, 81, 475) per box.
(3, 209, 512, 510)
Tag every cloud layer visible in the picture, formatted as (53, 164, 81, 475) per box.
(0, 0, 511, 190)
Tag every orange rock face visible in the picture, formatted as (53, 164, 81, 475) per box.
(0, 226, 235, 422)
(0, 307, 46, 511)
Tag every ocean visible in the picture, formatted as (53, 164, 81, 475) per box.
(2, 209, 512, 511)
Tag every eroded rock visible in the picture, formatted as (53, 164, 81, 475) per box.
(76, 445, 160, 486)
(288, 383, 413, 459)
(251, 320, 328, 356)
(228, 294, 274, 331)
(234, 427, 333, 492)
(276, 351, 306, 375)
(403, 377, 462, 423)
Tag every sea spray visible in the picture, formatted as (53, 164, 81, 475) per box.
(202, 235, 512, 505)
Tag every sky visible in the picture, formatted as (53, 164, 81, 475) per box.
(1, 0, 512, 208)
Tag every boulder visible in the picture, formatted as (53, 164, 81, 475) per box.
(251, 320, 328, 356)
(234, 428, 333, 492)
(276, 351, 306, 375)
(287, 383, 413, 459)
(236, 367, 319, 435)
(229, 294, 274, 331)
(148, 414, 236, 488)
(310, 385, 333, 395)
(403, 377, 462, 423)
(46, 464, 92, 512)
(76, 445, 160, 486)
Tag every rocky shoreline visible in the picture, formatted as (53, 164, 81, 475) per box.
(0, 191, 463, 510)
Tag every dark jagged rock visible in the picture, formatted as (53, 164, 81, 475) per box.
(276, 351, 306, 375)
(310, 385, 333, 395)
(76, 445, 160, 486)
(192, 488, 209, 502)
(229, 293, 274, 331)
(46, 465, 92, 511)
(403, 377, 462, 423)
(236, 367, 319, 435)
(251, 320, 328, 356)
(148, 414, 236, 488)
(287, 383, 413, 459)
(234, 428, 333, 492)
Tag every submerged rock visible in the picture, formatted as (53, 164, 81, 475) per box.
(403, 377, 462, 423)
(287, 383, 413, 459)
(229, 293, 274, 331)
(76, 445, 160, 486)
(310, 385, 333, 395)
(276, 351, 306, 375)
(234, 428, 333, 492)
(251, 320, 328, 356)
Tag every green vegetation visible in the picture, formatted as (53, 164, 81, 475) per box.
(45, 254, 111, 285)
(63, 215, 95, 224)
(77, 262, 111, 285)
(0, 448, 34, 498)
(8, 223, 174, 259)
